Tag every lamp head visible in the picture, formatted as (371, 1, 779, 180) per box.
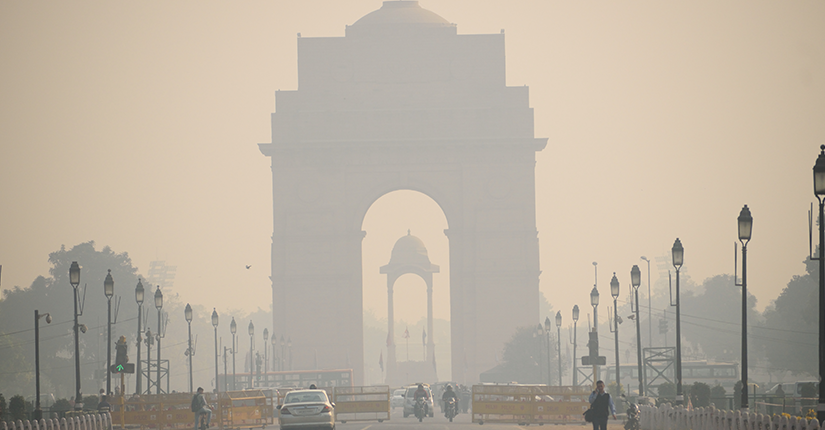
(544, 316, 552, 332)
(610, 273, 619, 298)
(672, 238, 684, 268)
(555, 311, 562, 327)
(135, 278, 145, 305)
(69, 261, 80, 288)
(631, 265, 641, 289)
(230, 317, 237, 334)
(814, 145, 825, 196)
(185, 303, 193, 323)
(271, 335, 277, 345)
(263, 328, 269, 341)
(154, 286, 163, 309)
(211, 308, 219, 328)
(572, 305, 580, 322)
(590, 285, 599, 306)
(248, 320, 254, 336)
(738, 205, 753, 244)
(535, 323, 543, 336)
(104, 270, 114, 298)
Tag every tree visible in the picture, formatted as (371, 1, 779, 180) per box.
(688, 382, 711, 407)
(494, 325, 560, 384)
(8, 395, 26, 421)
(710, 385, 727, 409)
(657, 382, 675, 400)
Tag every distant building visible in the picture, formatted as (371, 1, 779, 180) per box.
(147, 261, 176, 292)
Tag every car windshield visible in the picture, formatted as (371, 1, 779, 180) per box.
(284, 392, 326, 404)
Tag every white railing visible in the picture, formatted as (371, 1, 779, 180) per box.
(1, 413, 112, 430)
(641, 404, 820, 430)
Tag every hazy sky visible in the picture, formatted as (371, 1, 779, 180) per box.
(1, 1, 824, 332)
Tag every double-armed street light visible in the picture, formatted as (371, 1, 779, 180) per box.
(155, 286, 163, 394)
(737, 205, 753, 410)
(248, 321, 255, 389)
(555, 311, 562, 386)
(212, 309, 219, 394)
(230, 317, 237, 390)
(610, 273, 620, 394)
(571, 305, 580, 386)
(185, 303, 194, 393)
(815, 146, 825, 424)
(70, 261, 83, 410)
(104, 270, 115, 396)
(671, 238, 684, 405)
(34, 309, 52, 420)
(630, 265, 644, 396)
(135, 279, 144, 395)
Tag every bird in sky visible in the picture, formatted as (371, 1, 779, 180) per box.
(245, 265, 252, 269)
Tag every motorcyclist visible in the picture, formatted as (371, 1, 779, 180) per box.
(413, 384, 430, 416)
(441, 385, 459, 417)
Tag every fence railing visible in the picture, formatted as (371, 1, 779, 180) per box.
(1, 412, 112, 430)
(641, 404, 820, 430)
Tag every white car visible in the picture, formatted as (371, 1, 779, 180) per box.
(277, 389, 335, 430)
(391, 389, 405, 409)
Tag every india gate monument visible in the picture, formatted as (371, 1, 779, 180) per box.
(258, 0, 547, 385)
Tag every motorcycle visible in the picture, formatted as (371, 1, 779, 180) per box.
(444, 398, 458, 422)
(415, 397, 427, 422)
(624, 398, 640, 430)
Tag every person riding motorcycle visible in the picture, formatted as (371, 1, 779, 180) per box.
(413, 384, 430, 416)
(441, 385, 459, 418)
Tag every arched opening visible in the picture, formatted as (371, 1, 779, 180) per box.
(361, 189, 451, 385)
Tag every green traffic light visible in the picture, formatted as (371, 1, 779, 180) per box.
(117, 365, 124, 371)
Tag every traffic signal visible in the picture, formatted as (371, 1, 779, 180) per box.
(587, 330, 599, 358)
(659, 319, 668, 334)
(115, 335, 129, 367)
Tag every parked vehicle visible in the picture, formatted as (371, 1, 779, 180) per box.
(623, 395, 640, 430)
(277, 389, 335, 430)
(391, 389, 405, 409)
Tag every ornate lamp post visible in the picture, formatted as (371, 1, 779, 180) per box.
(70, 261, 83, 410)
(104, 270, 115, 396)
(640, 256, 652, 348)
(672, 238, 684, 405)
(590, 284, 599, 384)
(555, 311, 562, 386)
(34, 309, 52, 420)
(135, 279, 144, 395)
(185, 303, 194, 393)
(610, 273, 620, 394)
(263, 328, 269, 379)
(248, 321, 255, 388)
(630, 265, 644, 396)
(230, 317, 237, 390)
(154, 286, 163, 394)
(572, 305, 580, 386)
(212, 309, 219, 393)
(815, 146, 825, 424)
(737, 205, 753, 410)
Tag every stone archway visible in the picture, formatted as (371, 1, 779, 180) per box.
(259, 0, 546, 385)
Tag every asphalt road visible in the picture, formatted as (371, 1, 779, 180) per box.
(326, 408, 626, 430)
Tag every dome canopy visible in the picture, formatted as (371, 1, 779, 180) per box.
(347, 1, 455, 36)
(381, 230, 439, 273)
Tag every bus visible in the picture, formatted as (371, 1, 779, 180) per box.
(218, 368, 353, 391)
(604, 361, 738, 395)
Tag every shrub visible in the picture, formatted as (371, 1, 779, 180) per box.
(9, 395, 26, 421)
(689, 382, 711, 407)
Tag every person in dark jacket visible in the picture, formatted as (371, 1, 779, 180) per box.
(587, 381, 616, 430)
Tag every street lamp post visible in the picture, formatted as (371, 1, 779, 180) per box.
(631, 265, 644, 396)
(230, 317, 237, 390)
(70, 261, 83, 410)
(590, 285, 599, 385)
(104, 270, 115, 396)
(572, 305, 580, 386)
(263, 328, 269, 381)
(144, 328, 153, 394)
(271, 335, 278, 372)
(34, 309, 52, 420)
(288, 337, 292, 370)
(135, 279, 144, 395)
(672, 238, 684, 405)
(212, 309, 219, 394)
(248, 321, 255, 389)
(814, 145, 825, 424)
(610, 273, 620, 394)
(737, 205, 753, 410)
(542, 320, 552, 386)
(185, 303, 194, 393)
(555, 311, 562, 387)
(640, 256, 652, 348)
(280, 336, 285, 371)
(154, 286, 163, 395)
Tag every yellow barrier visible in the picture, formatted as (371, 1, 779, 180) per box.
(110, 390, 272, 430)
(332, 386, 390, 423)
(472, 385, 591, 424)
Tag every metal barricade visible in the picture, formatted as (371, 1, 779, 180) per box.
(472, 384, 591, 425)
(332, 386, 390, 423)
